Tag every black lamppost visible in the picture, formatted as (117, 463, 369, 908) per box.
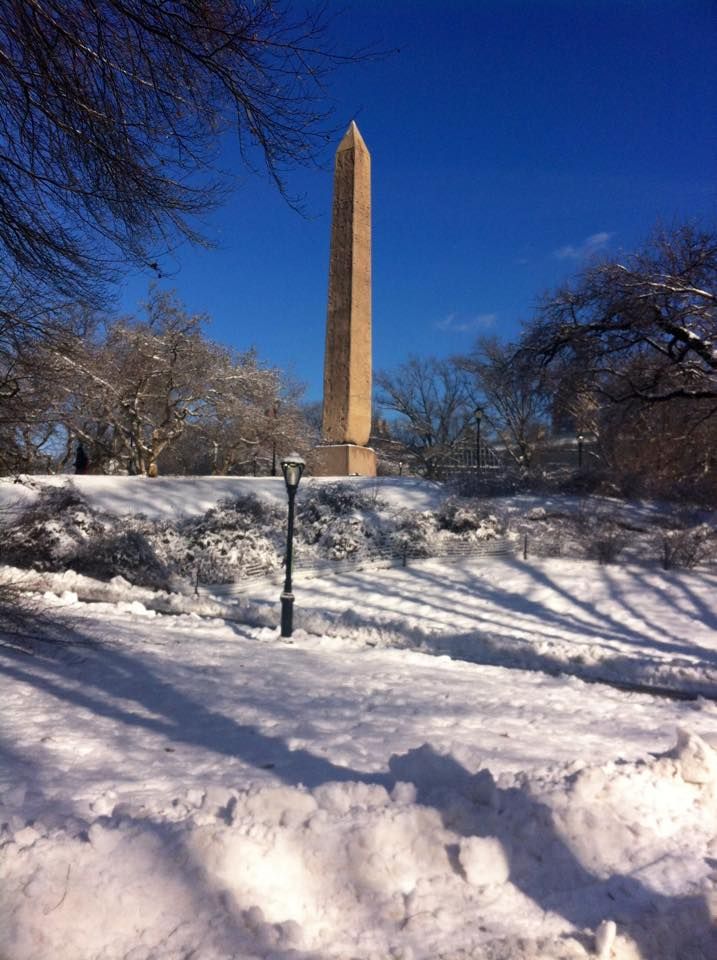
(280, 453, 305, 639)
(270, 403, 279, 476)
(577, 434, 584, 469)
(475, 407, 483, 476)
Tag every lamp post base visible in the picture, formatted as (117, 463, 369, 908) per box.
(280, 591, 294, 638)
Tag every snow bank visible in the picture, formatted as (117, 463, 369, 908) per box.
(1, 478, 716, 958)
(2, 732, 716, 960)
(1, 588, 716, 960)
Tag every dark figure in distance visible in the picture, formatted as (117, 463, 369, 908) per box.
(74, 443, 89, 475)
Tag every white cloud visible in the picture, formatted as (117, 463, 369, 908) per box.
(554, 231, 613, 261)
(435, 312, 497, 334)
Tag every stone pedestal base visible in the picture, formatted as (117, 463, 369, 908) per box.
(312, 444, 377, 477)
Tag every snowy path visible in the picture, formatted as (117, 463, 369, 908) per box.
(277, 557, 717, 699)
(1, 580, 716, 960)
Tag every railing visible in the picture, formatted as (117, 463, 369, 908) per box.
(444, 439, 504, 473)
(195, 530, 716, 600)
(197, 535, 515, 598)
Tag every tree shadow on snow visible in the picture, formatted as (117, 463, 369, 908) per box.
(0, 752, 311, 960)
(1, 616, 715, 959)
(318, 560, 717, 697)
(388, 745, 717, 960)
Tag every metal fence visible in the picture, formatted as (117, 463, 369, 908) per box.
(197, 535, 516, 599)
(195, 529, 716, 600)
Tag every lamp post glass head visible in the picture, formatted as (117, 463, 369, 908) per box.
(280, 453, 305, 492)
(475, 406, 483, 423)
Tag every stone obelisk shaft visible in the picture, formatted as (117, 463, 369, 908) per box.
(322, 121, 372, 448)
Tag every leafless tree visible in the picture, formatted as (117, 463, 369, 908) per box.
(457, 336, 551, 469)
(50, 290, 225, 474)
(375, 356, 473, 478)
(522, 223, 717, 500)
(192, 364, 311, 476)
(524, 224, 717, 408)
(32, 290, 312, 477)
(0, 2, 380, 473)
(0, 300, 92, 474)
(0, 0, 375, 306)
(585, 385, 717, 502)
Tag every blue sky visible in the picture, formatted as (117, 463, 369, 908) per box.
(117, 0, 716, 402)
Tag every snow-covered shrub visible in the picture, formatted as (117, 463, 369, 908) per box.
(37, 482, 86, 513)
(297, 483, 384, 549)
(72, 525, 171, 589)
(296, 499, 333, 545)
(575, 505, 627, 564)
(586, 530, 627, 564)
(171, 495, 284, 584)
(0, 482, 109, 571)
(500, 503, 577, 559)
(300, 481, 383, 516)
(215, 493, 283, 526)
(384, 510, 437, 559)
(0, 568, 36, 632)
(435, 497, 503, 538)
(660, 525, 714, 570)
(316, 514, 368, 560)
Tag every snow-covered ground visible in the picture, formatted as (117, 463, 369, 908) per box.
(285, 557, 717, 699)
(0, 474, 445, 519)
(1, 477, 716, 960)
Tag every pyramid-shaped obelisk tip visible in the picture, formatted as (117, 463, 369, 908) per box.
(337, 120, 367, 152)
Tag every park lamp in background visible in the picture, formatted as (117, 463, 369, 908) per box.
(475, 406, 483, 475)
(280, 453, 305, 639)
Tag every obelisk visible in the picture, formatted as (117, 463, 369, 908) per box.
(314, 121, 377, 477)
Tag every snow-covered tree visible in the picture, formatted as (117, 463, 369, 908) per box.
(54, 291, 223, 475)
(525, 224, 717, 407)
(522, 224, 717, 499)
(40, 290, 312, 477)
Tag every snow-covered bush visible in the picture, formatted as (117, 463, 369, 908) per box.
(297, 483, 384, 551)
(215, 493, 283, 526)
(435, 497, 503, 538)
(296, 499, 333, 546)
(498, 503, 575, 558)
(575, 505, 628, 564)
(170, 494, 284, 584)
(316, 515, 369, 561)
(0, 567, 37, 632)
(0, 483, 109, 570)
(384, 510, 437, 559)
(300, 482, 384, 519)
(660, 525, 714, 570)
(585, 527, 628, 564)
(72, 525, 171, 589)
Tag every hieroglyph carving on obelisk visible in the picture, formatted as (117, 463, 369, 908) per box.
(318, 121, 375, 475)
